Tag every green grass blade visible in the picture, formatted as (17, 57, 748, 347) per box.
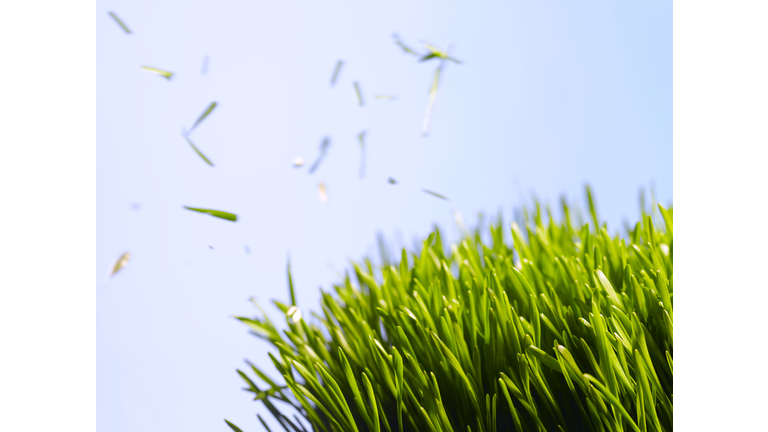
(422, 63, 443, 136)
(183, 135, 214, 166)
(140, 66, 173, 80)
(362, 373, 380, 432)
(287, 258, 296, 306)
(423, 189, 449, 200)
(108, 12, 131, 34)
(225, 419, 244, 432)
(331, 60, 344, 86)
(257, 414, 273, 432)
(393, 34, 419, 55)
(183, 206, 237, 222)
(189, 101, 217, 133)
(354, 81, 364, 106)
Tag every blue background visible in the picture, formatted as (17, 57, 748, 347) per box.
(97, 1, 671, 431)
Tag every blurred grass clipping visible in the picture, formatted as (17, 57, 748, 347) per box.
(229, 188, 673, 432)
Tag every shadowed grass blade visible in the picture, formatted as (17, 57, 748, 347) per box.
(308, 138, 330, 174)
(108, 12, 131, 34)
(354, 81, 364, 106)
(189, 102, 217, 133)
(331, 60, 343, 86)
(423, 189, 448, 200)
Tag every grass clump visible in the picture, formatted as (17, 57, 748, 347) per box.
(230, 190, 673, 432)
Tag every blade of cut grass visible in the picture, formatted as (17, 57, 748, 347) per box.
(358, 131, 366, 178)
(110, 251, 130, 277)
(423, 189, 448, 200)
(189, 101, 217, 133)
(331, 60, 344, 86)
(108, 12, 131, 34)
(140, 66, 173, 80)
(183, 135, 214, 166)
(353, 81, 364, 106)
(422, 61, 443, 136)
(393, 34, 419, 55)
(308, 138, 330, 174)
(183, 206, 237, 222)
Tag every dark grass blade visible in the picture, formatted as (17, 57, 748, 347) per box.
(308, 138, 331, 174)
(354, 82, 364, 106)
(108, 12, 131, 34)
(189, 102, 217, 133)
(330, 60, 343, 86)
(423, 189, 448, 200)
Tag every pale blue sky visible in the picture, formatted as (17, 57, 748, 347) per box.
(97, 1, 670, 431)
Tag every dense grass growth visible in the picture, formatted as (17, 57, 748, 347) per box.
(230, 192, 673, 432)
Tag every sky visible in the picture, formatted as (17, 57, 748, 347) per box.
(97, 1, 671, 431)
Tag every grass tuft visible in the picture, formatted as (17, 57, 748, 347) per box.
(231, 191, 673, 431)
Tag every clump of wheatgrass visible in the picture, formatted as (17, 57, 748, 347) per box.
(228, 189, 673, 432)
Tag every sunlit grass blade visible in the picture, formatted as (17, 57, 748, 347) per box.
(354, 81, 364, 106)
(318, 183, 328, 203)
(108, 12, 131, 34)
(388, 178, 397, 184)
(183, 206, 237, 222)
(293, 157, 305, 167)
(422, 61, 444, 136)
(189, 101, 217, 133)
(140, 66, 173, 80)
(183, 135, 214, 166)
(287, 258, 296, 306)
(331, 60, 344, 86)
(110, 251, 130, 277)
(423, 189, 448, 200)
(420, 43, 463, 64)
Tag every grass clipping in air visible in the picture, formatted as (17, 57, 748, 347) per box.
(230, 193, 673, 432)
